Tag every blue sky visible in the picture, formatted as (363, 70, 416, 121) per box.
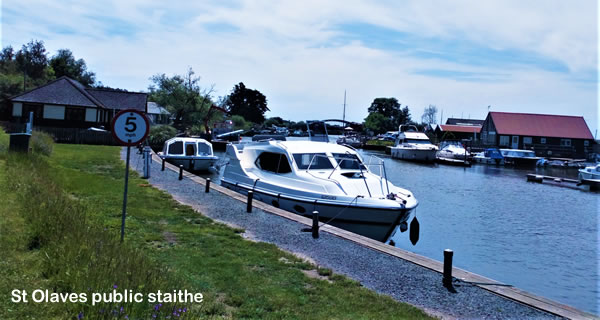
(2, 0, 598, 134)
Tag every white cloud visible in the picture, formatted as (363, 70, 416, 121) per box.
(2, 0, 598, 133)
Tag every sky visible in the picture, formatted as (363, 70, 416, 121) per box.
(2, 0, 599, 135)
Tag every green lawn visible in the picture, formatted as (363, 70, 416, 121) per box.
(0, 134, 432, 319)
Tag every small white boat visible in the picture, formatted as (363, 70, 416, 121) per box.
(158, 137, 218, 171)
(499, 149, 542, 167)
(336, 135, 362, 148)
(390, 125, 438, 162)
(437, 141, 470, 160)
(578, 163, 600, 180)
(221, 140, 418, 242)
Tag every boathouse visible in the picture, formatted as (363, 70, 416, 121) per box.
(480, 112, 594, 159)
(431, 118, 483, 141)
(9, 76, 147, 129)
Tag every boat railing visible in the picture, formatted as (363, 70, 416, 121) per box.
(305, 153, 391, 197)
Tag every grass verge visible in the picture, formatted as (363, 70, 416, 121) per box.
(0, 134, 432, 319)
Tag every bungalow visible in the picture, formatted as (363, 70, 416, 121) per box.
(9, 76, 147, 129)
(480, 111, 594, 159)
(429, 118, 483, 141)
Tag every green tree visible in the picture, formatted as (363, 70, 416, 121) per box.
(364, 112, 388, 135)
(367, 97, 412, 132)
(231, 115, 252, 131)
(224, 82, 269, 124)
(264, 117, 284, 128)
(49, 49, 96, 86)
(148, 68, 214, 132)
(15, 40, 50, 86)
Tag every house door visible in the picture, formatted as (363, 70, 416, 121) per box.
(511, 136, 519, 149)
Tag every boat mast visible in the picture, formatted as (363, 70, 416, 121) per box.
(342, 90, 346, 124)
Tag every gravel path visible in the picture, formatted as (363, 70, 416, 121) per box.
(123, 148, 562, 320)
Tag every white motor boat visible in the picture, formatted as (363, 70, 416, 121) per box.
(499, 149, 542, 167)
(578, 163, 600, 180)
(336, 135, 362, 148)
(158, 137, 218, 171)
(221, 140, 418, 242)
(437, 141, 470, 160)
(390, 125, 438, 162)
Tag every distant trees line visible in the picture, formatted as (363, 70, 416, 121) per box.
(1, 39, 440, 137)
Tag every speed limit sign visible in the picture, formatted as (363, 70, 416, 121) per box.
(111, 109, 150, 243)
(111, 109, 150, 146)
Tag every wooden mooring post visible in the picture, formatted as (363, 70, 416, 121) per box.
(246, 191, 253, 213)
(312, 211, 319, 239)
(443, 249, 453, 288)
(205, 178, 211, 193)
(179, 165, 183, 180)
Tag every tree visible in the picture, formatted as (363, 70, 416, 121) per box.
(264, 117, 284, 128)
(49, 49, 96, 86)
(148, 68, 214, 132)
(366, 97, 412, 132)
(224, 82, 269, 124)
(15, 40, 49, 81)
(421, 104, 438, 124)
(364, 112, 388, 135)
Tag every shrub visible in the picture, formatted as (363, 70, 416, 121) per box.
(147, 125, 177, 151)
(30, 130, 54, 156)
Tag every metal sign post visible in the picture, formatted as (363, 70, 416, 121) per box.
(111, 109, 150, 242)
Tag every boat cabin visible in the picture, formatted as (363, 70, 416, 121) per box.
(162, 137, 214, 157)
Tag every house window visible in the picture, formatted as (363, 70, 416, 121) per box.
(499, 136, 509, 146)
(584, 140, 590, 147)
(256, 152, 292, 173)
(523, 137, 532, 145)
(65, 107, 85, 121)
(560, 139, 571, 147)
(540, 137, 546, 144)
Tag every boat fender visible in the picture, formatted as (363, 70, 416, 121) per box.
(409, 216, 420, 245)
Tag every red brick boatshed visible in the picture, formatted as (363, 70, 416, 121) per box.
(480, 111, 594, 159)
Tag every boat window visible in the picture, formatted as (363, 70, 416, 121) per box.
(293, 153, 333, 170)
(255, 152, 292, 174)
(197, 142, 210, 155)
(185, 143, 196, 156)
(404, 139, 431, 145)
(332, 153, 366, 170)
(168, 141, 183, 155)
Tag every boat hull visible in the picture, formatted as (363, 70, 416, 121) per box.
(390, 148, 437, 162)
(162, 156, 217, 171)
(221, 180, 413, 242)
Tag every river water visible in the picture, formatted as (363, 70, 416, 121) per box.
(203, 137, 598, 315)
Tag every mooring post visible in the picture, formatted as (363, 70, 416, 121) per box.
(247, 191, 253, 213)
(312, 210, 319, 239)
(161, 159, 165, 171)
(179, 165, 183, 180)
(205, 178, 211, 193)
(443, 249, 453, 287)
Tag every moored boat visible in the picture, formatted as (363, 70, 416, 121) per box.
(499, 149, 542, 167)
(390, 125, 438, 162)
(158, 137, 218, 171)
(221, 140, 418, 242)
(578, 163, 600, 180)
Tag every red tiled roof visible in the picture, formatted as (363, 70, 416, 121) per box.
(489, 112, 593, 139)
(440, 124, 481, 133)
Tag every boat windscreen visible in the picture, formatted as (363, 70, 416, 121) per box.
(332, 153, 366, 170)
(293, 153, 333, 170)
(197, 142, 211, 155)
(185, 143, 196, 156)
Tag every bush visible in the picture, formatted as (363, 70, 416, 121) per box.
(147, 125, 177, 151)
(30, 130, 54, 156)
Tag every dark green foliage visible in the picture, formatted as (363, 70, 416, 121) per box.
(364, 112, 389, 135)
(224, 82, 269, 124)
(147, 125, 177, 151)
(15, 40, 49, 81)
(367, 97, 412, 132)
(148, 68, 217, 132)
(49, 49, 96, 86)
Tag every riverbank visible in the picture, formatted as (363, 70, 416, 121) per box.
(0, 136, 432, 319)
(127, 147, 575, 319)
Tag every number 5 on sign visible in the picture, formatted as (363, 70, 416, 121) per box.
(111, 109, 150, 242)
